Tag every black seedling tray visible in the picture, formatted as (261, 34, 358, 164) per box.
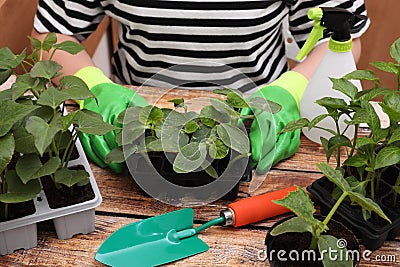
(307, 171, 400, 251)
(129, 151, 252, 201)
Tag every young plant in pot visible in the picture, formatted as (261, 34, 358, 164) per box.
(266, 163, 390, 267)
(281, 37, 400, 250)
(0, 33, 117, 254)
(105, 89, 280, 201)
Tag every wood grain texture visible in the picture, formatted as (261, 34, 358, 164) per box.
(1, 215, 398, 267)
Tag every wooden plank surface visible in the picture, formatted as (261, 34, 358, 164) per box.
(2, 88, 399, 266)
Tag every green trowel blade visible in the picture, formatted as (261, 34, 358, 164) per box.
(95, 208, 209, 267)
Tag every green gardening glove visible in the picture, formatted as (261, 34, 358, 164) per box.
(75, 66, 148, 173)
(242, 71, 308, 174)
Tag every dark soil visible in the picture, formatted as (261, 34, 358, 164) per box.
(0, 201, 36, 222)
(40, 166, 95, 209)
(266, 217, 360, 267)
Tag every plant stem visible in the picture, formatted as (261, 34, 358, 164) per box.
(62, 131, 76, 166)
(49, 48, 57, 61)
(393, 172, 400, 207)
(349, 124, 359, 158)
(376, 168, 386, 196)
(323, 192, 348, 226)
(368, 171, 375, 201)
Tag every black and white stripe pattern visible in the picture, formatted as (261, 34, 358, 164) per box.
(34, 0, 369, 92)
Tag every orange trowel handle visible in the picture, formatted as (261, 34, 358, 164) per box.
(228, 186, 297, 227)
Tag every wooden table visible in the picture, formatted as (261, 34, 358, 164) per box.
(2, 87, 399, 266)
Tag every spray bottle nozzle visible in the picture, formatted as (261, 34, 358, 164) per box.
(296, 7, 367, 61)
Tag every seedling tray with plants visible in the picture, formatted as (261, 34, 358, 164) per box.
(0, 33, 117, 254)
(308, 165, 400, 251)
(0, 138, 102, 255)
(106, 89, 281, 202)
(282, 37, 400, 251)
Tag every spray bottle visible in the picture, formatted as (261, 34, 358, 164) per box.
(296, 7, 367, 144)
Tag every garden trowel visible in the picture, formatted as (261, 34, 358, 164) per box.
(95, 186, 297, 267)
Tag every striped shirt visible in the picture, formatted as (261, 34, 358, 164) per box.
(34, 0, 369, 92)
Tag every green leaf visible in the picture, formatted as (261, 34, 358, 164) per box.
(105, 144, 134, 163)
(389, 128, 400, 144)
(60, 76, 94, 100)
(34, 157, 61, 178)
(318, 235, 352, 267)
(16, 155, 60, 184)
(375, 146, 400, 170)
(184, 120, 200, 134)
(42, 32, 57, 51)
(370, 61, 398, 74)
(358, 88, 391, 102)
(202, 161, 219, 179)
(0, 134, 15, 173)
(0, 47, 25, 69)
(75, 109, 118, 135)
(173, 142, 207, 173)
(280, 118, 309, 133)
(25, 115, 63, 156)
(163, 109, 187, 128)
(209, 138, 229, 159)
(192, 124, 212, 142)
(361, 100, 381, 135)
(28, 36, 41, 50)
(53, 40, 85, 55)
(326, 135, 353, 162)
(120, 121, 146, 145)
(37, 86, 70, 109)
(159, 130, 189, 152)
(0, 100, 38, 137)
(343, 153, 368, 168)
(117, 106, 142, 124)
(0, 170, 41, 203)
(393, 186, 400, 194)
(247, 96, 281, 114)
(273, 186, 316, 222)
(30, 60, 62, 80)
(308, 114, 330, 129)
(316, 163, 350, 192)
(139, 105, 163, 125)
(330, 77, 359, 99)
(344, 69, 379, 81)
(200, 105, 230, 127)
(316, 97, 348, 109)
(270, 217, 313, 236)
(11, 73, 37, 100)
(380, 92, 400, 123)
(210, 97, 239, 119)
(13, 126, 37, 154)
(0, 68, 13, 85)
(226, 92, 249, 109)
(16, 154, 42, 184)
(168, 98, 184, 108)
(212, 88, 242, 96)
(61, 110, 78, 132)
(390, 37, 400, 64)
(355, 137, 376, 148)
(55, 167, 90, 187)
(217, 123, 249, 154)
(145, 139, 164, 152)
(347, 191, 391, 223)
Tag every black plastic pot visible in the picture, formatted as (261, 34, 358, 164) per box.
(128, 150, 252, 201)
(307, 165, 400, 251)
(265, 215, 360, 267)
